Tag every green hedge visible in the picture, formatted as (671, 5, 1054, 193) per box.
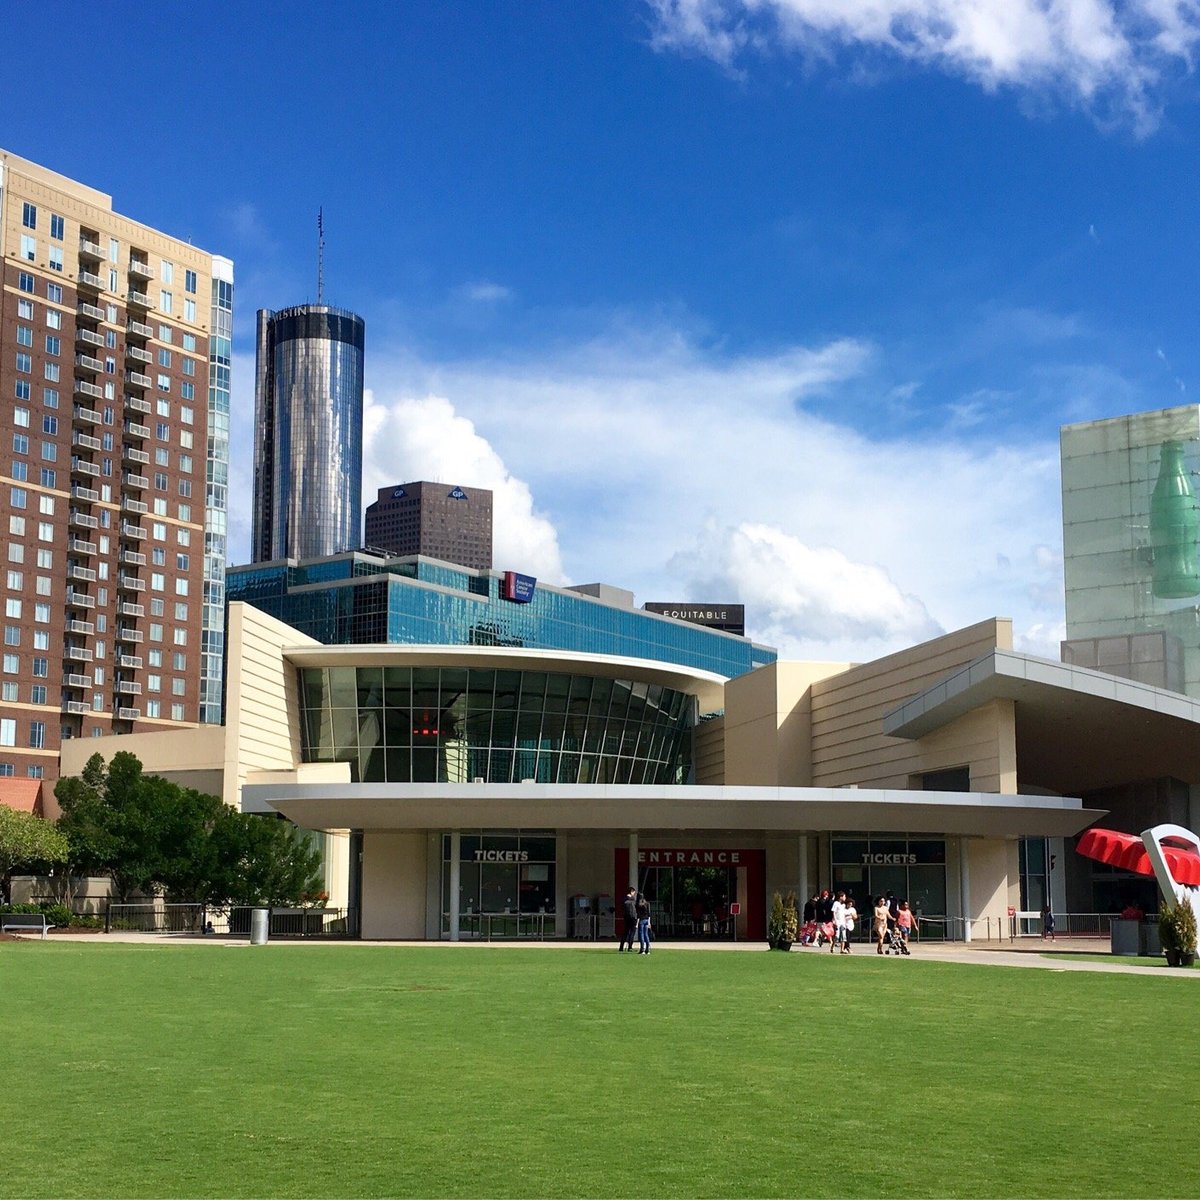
(0, 903, 101, 929)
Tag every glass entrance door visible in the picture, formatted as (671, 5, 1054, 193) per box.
(638, 864, 738, 938)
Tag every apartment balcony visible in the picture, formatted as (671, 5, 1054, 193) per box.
(75, 353, 104, 374)
(68, 537, 97, 557)
(78, 302, 106, 321)
(115, 680, 142, 696)
(125, 370, 151, 388)
(124, 420, 150, 439)
(72, 431, 101, 452)
(116, 627, 143, 644)
(123, 446, 150, 465)
(78, 270, 103, 289)
(78, 238, 104, 261)
(117, 574, 145, 592)
(70, 483, 99, 503)
(126, 290, 152, 309)
(74, 380, 103, 401)
(62, 700, 91, 715)
(63, 673, 92, 689)
(71, 457, 101, 479)
(117, 601, 144, 619)
(65, 645, 94, 662)
(117, 707, 141, 721)
(66, 591, 96, 610)
(66, 620, 95, 636)
(121, 496, 148, 515)
(126, 345, 153, 365)
(129, 259, 153, 279)
(122, 472, 148, 491)
(76, 327, 105, 349)
(120, 522, 147, 540)
(69, 510, 99, 530)
(127, 318, 153, 338)
(73, 404, 102, 426)
(67, 564, 97, 583)
(116, 654, 143, 671)
(125, 395, 151, 414)
(119, 548, 146, 567)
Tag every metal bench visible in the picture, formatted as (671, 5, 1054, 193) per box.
(1, 913, 56, 940)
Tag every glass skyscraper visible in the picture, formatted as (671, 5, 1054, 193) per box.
(252, 304, 365, 562)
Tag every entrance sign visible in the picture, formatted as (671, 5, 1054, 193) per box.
(638, 849, 745, 866)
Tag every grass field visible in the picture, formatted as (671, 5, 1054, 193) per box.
(2, 942, 1197, 1199)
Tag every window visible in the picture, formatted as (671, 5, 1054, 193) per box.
(109, 238, 119, 263)
(38, 496, 54, 516)
(159, 290, 173, 314)
(177, 529, 189, 546)
(27, 765, 43, 779)
(17, 299, 33, 320)
(154, 473, 168, 492)
(15, 353, 31, 374)
(6, 598, 21, 618)
(176, 553, 190, 570)
(32, 657, 48, 677)
(5, 571, 20, 589)
(29, 721, 46, 749)
(50, 214, 64, 240)
(45, 364, 59, 382)
(22, 203, 36, 229)
(146, 700, 161, 718)
(109, 268, 119, 291)
(183, 299, 196, 322)
(174, 578, 188, 596)
(148, 649, 163, 667)
(46, 309, 62, 330)
(158, 325, 173, 343)
(1, 683, 15, 701)
(7, 546, 23, 563)
(38, 523, 53, 541)
(48, 247, 63, 272)
(11, 462, 26, 482)
(42, 416, 57, 435)
(158, 348, 172, 367)
(185, 269, 197, 293)
(172, 652, 186, 670)
(152, 547, 166, 566)
(157, 374, 171, 393)
(150, 599, 165, 616)
(178, 504, 191, 521)
(150, 623, 163, 642)
(31, 685, 46, 705)
(171, 704, 185, 721)
(156, 399, 170, 418)
(4, 627, 19, 646)
(46, 283, 62, 304)
(179, 430, 193, 450)
(18, 272, 34, 293)
(151, 572, 165, 592)
(34, 603, 49, 623)
(36, 550, 51, 569)
(10, 488, 26, 510)
(101, 433, 113, 451)
(43, 389, 58, 408)
(14, 381, 30, 401)
(13, 408, 29, 429)
(161, 261, 174, 284)
(180, 406, 194, 425)
(8, 517, 24, 537)
(16, 326, 32, 346)
(39, 469, 55, 488)
(44, 335, 60, 356)
(173, 629, 187, 646)
(33, 632, 48, 651)
(180, 382, 195, 401)
(182, 334, 196, 352)
(171, 678, 185, 696)
(152, 522, 167, 540)
(0, 719, 15, 747)
(147, 674, 161, 693)
(20, 234, 36, 261)
(2, 656, 17, 675)
(35, 577, 50, 596)
(153, 499, 168, 516)
(103, 406, 114, 425)
(155, 448, 169, 465)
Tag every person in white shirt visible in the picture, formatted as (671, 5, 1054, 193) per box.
(841, 896, 858, 953)
(830, 892, 847, 954)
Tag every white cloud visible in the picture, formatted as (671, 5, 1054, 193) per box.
(457, 281, 513, 303)
(361, 392, 565, 582)
(647, 0, 1200, 131)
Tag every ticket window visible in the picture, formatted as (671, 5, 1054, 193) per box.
(441, 832, 557, 935)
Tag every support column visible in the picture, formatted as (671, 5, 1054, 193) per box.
(628, 832, 639, 891)
(449, 830, 461, 943)
(798, 835, 810, 905)
(959, 836, 971, 943)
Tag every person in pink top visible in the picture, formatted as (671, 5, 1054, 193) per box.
(895, 900, 918, 949)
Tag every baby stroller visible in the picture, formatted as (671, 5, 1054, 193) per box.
(815, 921, 836, 948)
(883, 923, 910, 956)
(797, 920, 820, 946)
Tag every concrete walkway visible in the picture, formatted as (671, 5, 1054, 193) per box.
(17, 929, 1197, 976)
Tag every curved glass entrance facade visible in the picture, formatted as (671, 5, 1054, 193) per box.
(298, 665, 695, 784)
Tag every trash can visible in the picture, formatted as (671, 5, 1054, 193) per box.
(1110, 917, 1138, 956)
(250, 907, 270, 945)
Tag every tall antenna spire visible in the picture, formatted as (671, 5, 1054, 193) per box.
(317, 207, 325, 304)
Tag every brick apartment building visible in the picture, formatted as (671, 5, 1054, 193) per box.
(0, 150, 232, 809)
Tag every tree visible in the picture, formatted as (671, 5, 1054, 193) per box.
(54, 752, 324, 906)
(0, 806, 69, 904)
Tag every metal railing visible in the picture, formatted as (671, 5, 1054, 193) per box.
(105, 902, 358, 938)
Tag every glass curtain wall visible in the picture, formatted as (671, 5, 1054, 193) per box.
(299, 665, 695, 785)
(830, 836, 947, 917)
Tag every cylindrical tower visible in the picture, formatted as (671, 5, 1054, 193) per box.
(252, 304, 365, 561)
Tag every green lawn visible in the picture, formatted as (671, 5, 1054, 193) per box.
(2, 942, 1197, 1199)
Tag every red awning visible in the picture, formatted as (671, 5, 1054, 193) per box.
(1077, 827, 1200, 886)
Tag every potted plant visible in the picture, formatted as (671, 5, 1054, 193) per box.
(767, 892, 791, 950)
(783, 891, 799, 946)
(1158, 898, 1197, 967)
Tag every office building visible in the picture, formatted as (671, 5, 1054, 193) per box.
(1061, 405, 1200, 695)
(364, 481, 492, 570)
(0, 149, 232, 805)
(252, 305, 365, 563)
(227, 551, 776, 680)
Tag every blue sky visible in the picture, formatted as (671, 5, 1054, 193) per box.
(6, 0, 1200, 659)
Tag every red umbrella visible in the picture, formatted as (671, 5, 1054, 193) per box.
(1077, 827, 1200, 886)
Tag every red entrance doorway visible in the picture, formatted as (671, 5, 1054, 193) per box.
(615, 848, 765, 940)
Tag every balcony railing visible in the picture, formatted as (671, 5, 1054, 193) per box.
(69, 511, 99, 530)
(72, 431, 101, 451)
(116, 628, 143, 644)
(121, 497, 148, 515)
(117, 707, 141, 720)
(126, 345, 152, 364)
(73, 404, 102, 424)
(76, 327, 105, 348)
(117, 601, 144, 618)
(68, 537, 97, 555)
(123, 447, 150, 465)
(122, 472, 148, 490)
(66, 591, 96, 609)
(71, 457, 101, 478)
(78, 270, 103, 289)
(67, 564, 97, 583)
(74, 380, 103, 400)
(78, 302, 106, 321)
(120, 522, 147, 540)
(62, 700, 90, 715)
(78, 238, 104, 260)
(117, 574, 146, 592)
(65, 645, 94, 662)
(125, 370, 151, 387)
(127, 319, 152, 338)
(126, 290, 151, 308)
(117, 654, 143, 670)
(124, 421, 150, 439)
(75, 353, 104, 373)
(63, 673, 92, 689)
(128, 260, 153, 279)
(70, 484, 99, 503)
(66, 620, 95, 636)
(125, 395, 152, 414)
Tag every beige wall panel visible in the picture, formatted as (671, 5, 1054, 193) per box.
(565, 833, 619, 901)
(967, 838, 1012, 924)
(362, 832, 427, 939)
(693, 718, 725, 785)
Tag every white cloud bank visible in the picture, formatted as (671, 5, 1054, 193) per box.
(647, 0, 1200, 131)
(359, 325, 1066, 662)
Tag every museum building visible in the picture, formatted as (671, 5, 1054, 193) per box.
(63, 597, 1200, 940)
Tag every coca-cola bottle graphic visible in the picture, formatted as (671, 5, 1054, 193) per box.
(1150, 439, 1200, 599)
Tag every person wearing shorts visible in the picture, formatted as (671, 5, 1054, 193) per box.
(896, 901, 917, 947)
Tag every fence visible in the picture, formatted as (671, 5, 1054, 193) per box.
(105, 903, 358, 938)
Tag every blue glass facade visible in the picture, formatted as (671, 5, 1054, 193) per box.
(228, 553, 776, 680)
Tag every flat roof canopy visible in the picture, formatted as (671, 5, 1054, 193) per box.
(244, 782, 1102, 839)
(884, 650, 1200, 793)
